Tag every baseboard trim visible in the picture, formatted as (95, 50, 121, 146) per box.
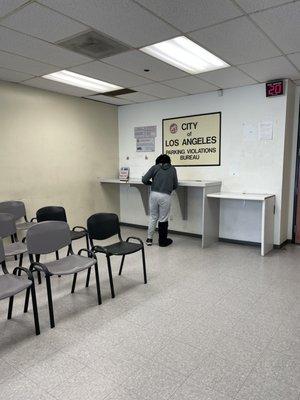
(273, 239, 291, 249)
(120, 222, 271, 247)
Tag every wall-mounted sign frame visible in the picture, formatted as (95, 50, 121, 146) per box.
(162, 112, 221, 167)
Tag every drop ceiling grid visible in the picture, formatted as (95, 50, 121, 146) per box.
(0, 0, 298, 102)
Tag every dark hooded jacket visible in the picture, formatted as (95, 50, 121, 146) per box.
(142, 163, 178, 195)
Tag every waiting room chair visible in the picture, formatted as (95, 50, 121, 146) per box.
(26, 221, 101, 328)
(36, 206, 89, 257)
(0, 201, 36, 231)
(0, 238, 40, 335)
(86, 213, 147, 299)
(0, 213, 27, 267)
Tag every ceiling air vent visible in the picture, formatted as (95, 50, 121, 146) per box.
(57, 30, 130, 59)
(102, 88, 137, 97)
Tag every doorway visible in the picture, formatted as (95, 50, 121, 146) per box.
(292, 100, 300, 243)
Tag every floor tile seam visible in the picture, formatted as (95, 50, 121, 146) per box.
(27, 363, 87, 392)
(231, 333, 288, 399)
(3, 344, 62, 371)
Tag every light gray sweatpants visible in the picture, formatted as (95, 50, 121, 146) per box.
(147, 191, 171, 239)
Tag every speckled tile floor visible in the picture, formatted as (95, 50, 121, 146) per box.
(0, 227, 300, 400)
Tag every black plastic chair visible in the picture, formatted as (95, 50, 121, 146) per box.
(0, 237, 40, 335)
(36, 206, 89, 258)
(26, 221, 101, 328)
(86, 213, 147, 298)
(0, 201, 36, 231)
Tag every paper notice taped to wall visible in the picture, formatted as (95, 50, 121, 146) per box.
(259, 121, 273, 140)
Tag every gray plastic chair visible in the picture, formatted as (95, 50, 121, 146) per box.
(0, 238, 40, 335)
(0, 213, 27, 267)
(26, 221, 101, 328)
(0, 201, 36, 231)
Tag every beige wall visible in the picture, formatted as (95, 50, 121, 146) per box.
(0, 81, 120, 227)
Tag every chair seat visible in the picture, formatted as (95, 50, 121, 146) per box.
(44, 254, 96, 276)
(70, 230, 86, 241)
(16, 221, 36, 231)
(4, 242, 27, 257)
(0, 275, 31, 300)
(96, 241, 143, 256)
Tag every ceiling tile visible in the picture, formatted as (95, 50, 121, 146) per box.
(0, 2, 88, 43)
(287, 53, 300, 70)
(0, 50, 59, 76)
(132, 82, 186, 98)
(238, 56, 300, 82)
(198, 67, 257, 88)
(0, 26, 91, 67)
(0, 0, 28, 18)
(21, 77, 96, 97)
(134, 0, 242, 32)
(235, 0, 291, 13)
(117, 92, 159, 103)
(38, 0, 180, 47)
(85, 94, 133, 105)
(251, 2, 300, 54)
(102, 50, 186, 81)
(0, 67, 33, 82)
(163, 76, 218, 94)
(70, 61, 152, 87)
(189, 16, 281, 65)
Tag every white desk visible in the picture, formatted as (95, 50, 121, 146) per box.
(100, 178, 222, 248)
(206, 192, 275, 256)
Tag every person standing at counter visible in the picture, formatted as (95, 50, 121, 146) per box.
(142, 154, 178, 247)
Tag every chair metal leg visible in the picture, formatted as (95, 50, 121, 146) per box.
(7, 296, 14, 319)
(118, 255, 125, 276)
(45, 275, 55, 328)
(36, 255, 42, 284)
(24, 287, 30, 313)
(85, 268, 91, 288)
(71, 273, 77, 293)
(106, 256, 115, 298)
(142, 247, 147, 284)
(30, 283, 40, 335)
(18, 253, 23, 270)
(55, 251, 59, 260)
(94, 263, 102, 305)
(85, 233, 90, 250)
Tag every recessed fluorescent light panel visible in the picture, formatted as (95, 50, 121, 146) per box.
(42, 70, 122, 92)
(141, 36, 229, 74)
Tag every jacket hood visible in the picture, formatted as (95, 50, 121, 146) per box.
(161, 163, 171, 170)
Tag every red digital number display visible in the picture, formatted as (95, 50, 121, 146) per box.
(266, 80, 284, 97)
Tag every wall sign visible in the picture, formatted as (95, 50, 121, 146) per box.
(134, 125, 157, 152)
(162, 112, 221, 167)
(266, 80, 284, 97)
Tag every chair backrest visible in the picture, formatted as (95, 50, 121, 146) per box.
(87, 213, 120, 240)
(26, 221, 71, 255)
(0, 238, 5, 264)
(36, 206, 67, 223)
(0, 213, 16, 238)
(0, 201, 26, 221)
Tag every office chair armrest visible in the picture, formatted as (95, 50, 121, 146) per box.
(78, 248, 97, 259)
(72, 226, 88, 233)
(30, 217, 37, 222)
(92, 245, 109, 255)
(29, 261, 50, 276)
(13, 266, 34, 280)
(125, 236, 144, 245)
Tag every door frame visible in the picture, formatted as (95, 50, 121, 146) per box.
(292, 100, 300, 243)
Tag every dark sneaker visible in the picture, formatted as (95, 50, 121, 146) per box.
(159, 238, 173, 247)
(146, 238, 153, 246)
